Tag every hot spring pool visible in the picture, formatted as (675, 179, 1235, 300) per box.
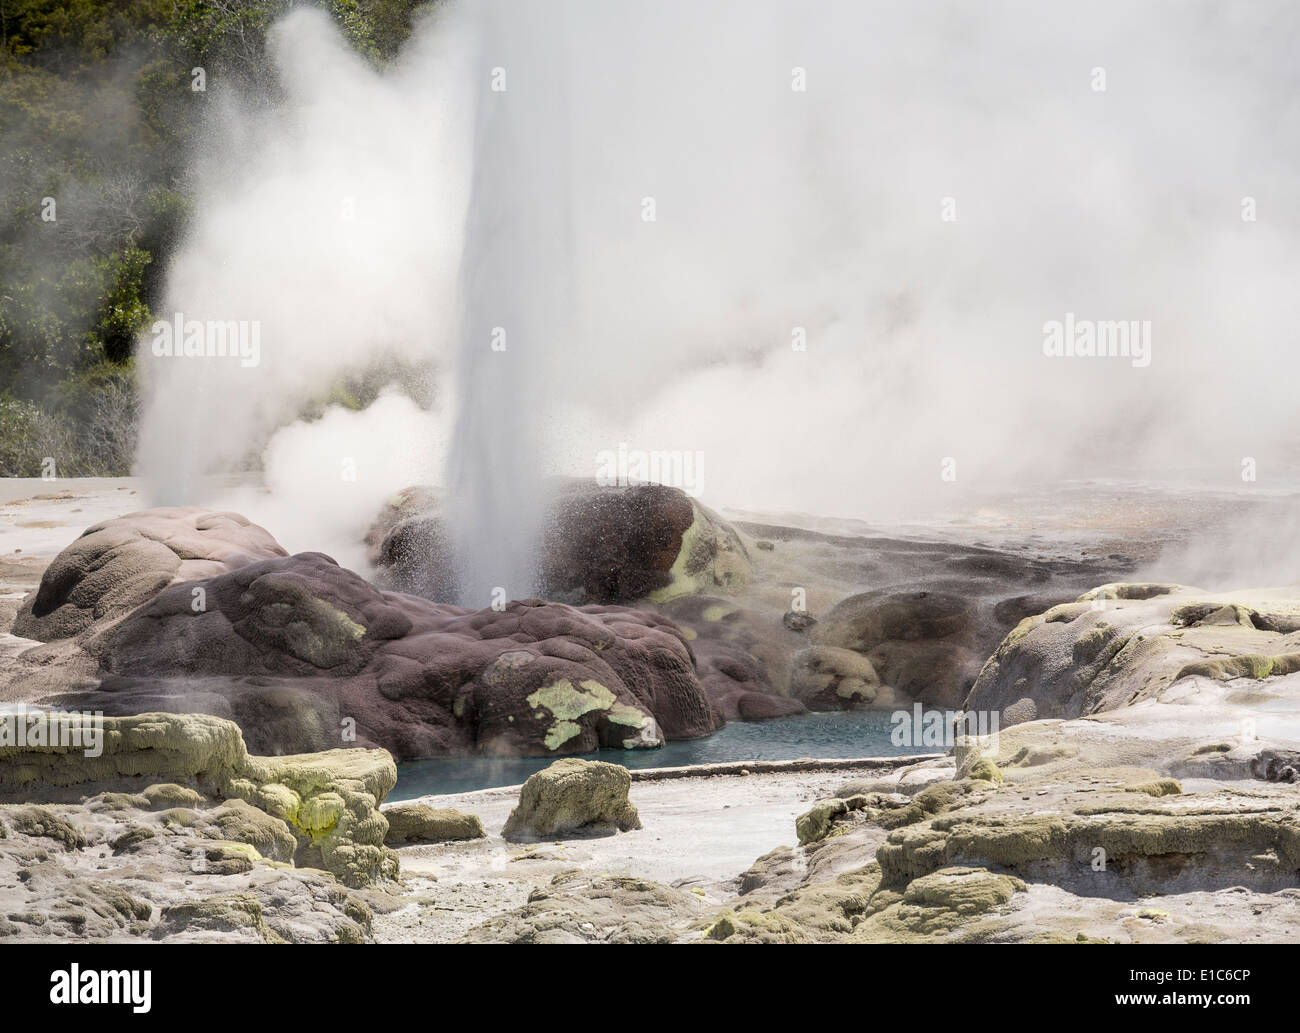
(391, 709, 933, 799)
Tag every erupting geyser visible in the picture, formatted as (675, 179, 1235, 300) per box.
(444, 0, 579, 606)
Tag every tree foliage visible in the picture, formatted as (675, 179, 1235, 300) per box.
(0, 0, 434, 473)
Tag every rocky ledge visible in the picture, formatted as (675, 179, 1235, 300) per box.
(0, 712, 398, 943)
(968, 582, 1300, 729)
(695, 717, 1300, 943)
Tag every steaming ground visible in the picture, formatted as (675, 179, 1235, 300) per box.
(4, 476, 1298, 615)
(4, 474, 1298, 699)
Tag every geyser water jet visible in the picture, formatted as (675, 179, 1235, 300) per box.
(444, 0, 578, 606)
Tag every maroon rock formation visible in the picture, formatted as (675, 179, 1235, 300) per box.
(539, 482, 697, 603)
(366, 480, 751, 606)
(656, 595, 807, 722)
(62, 552, 721, 759)
(13, 508, 287, 641)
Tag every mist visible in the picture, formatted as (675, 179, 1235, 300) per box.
(134, 7, 472, 504)
(135, 0, 1300, 583)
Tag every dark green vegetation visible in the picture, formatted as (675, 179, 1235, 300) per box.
(0, 0, 432, 475)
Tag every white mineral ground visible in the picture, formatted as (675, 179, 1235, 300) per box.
(373, 761, 951, 943)
(6, 477, 1300, 942)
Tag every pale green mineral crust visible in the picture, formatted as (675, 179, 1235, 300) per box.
(648, 501, 752, 603)
(0, 712, 398, 887)
(526, 678, 653, 751)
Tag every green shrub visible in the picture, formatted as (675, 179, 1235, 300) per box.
(0, 0, 436, 466)
(0, 395, 75, 476)
(0, 361, 139, 477)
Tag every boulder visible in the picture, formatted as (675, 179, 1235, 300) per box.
(382, 803, 485, 844)
(363, 487, 457, 601)
(813, 589, 983, 710)
(790, 645, 905, 710)
(501, 758, 641, 841)
(12, 508, 286, 642)
(367, 480, 752, 606)
(540, 481, 751, 605)
(795, 794, 874, 845)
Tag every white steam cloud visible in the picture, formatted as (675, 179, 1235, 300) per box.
(136, 7, 471, 508)
(137, 0, 1300, 579)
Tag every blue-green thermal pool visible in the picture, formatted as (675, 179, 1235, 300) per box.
(392, 710, 930, 799)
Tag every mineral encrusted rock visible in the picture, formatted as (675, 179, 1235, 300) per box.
(813, 589, 985, 710)
(5, 501, 1142, 759)
(0, 712, 397, 889)
(653, 593, 807, 722)
(382, 803, 485, 844)
(501, 758, 641, 841)
(0, 712, 398, 943)
(367, 480, 752, 607)
(796, 780, 976, 846)
(796, 794, 874, 845)
(702, 864, 1026, 944)
(459, 869, 705, 943)
(790, 645, 903, 711)
(17, 547, 721, 758)
(365, 484, 798, 724)
(767, 538, 1136, 712)
(703, 714, 1300, 944)
(966, 582, 1300, 725)
(12, 507, 286, 642)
